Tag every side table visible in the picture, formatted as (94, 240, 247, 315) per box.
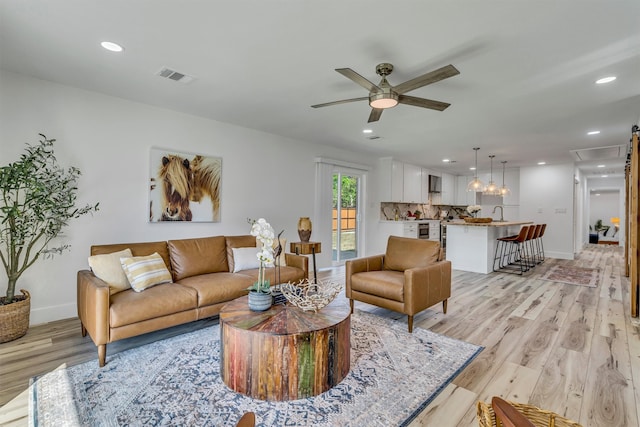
(290, 241, 321, 283)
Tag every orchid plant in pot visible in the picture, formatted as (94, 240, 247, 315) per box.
(247, 218, 275, 311)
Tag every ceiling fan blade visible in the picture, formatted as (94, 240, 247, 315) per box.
(393, 64, 460, 95)
(336, 68, 381, 93)
(311, 97, 369, 108)
(398, 95, 451, 111)
(368, 108, 383, 123)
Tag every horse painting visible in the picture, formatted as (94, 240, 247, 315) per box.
(150, 149, 222, 222)
(158, 155, 193, 221)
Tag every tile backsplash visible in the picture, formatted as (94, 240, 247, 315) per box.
(380, 202, 468, 221)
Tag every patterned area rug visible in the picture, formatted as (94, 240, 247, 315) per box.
(29, 310, 482, 427)
(540, 265, 600, 287)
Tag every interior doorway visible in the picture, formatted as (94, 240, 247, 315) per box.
(332, 170, 361, 264)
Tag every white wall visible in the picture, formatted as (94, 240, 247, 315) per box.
(0, 70, 379, 324)
(519, 163, 575, 259)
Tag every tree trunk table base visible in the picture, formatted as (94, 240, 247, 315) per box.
(220, 296, 351, 401)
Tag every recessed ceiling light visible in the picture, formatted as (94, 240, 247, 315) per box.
(442, 159, 450, 163)
(469, 167, 476, 171)
(595, 193, 601, 196)
(537, 161, 546, 165)
(601, 175, 609, 178)
(587, 130, 600, 135)
(597, 164, 606, 168)
(362, 129, 373, 134)
(595, 76, 616, 84)
(101, 41, 124, 52)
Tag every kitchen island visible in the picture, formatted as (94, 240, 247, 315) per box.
(444, 220, 532, 274)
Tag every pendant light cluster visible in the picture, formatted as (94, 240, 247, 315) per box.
(467, 147, 511, 196)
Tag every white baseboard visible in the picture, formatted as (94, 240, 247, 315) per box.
(29, 302, 77, 326)
(545, 251, 574, 260)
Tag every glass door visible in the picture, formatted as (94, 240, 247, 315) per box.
(333, 171, 360, 264)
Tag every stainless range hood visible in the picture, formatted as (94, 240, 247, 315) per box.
(429, 175, 441, 193)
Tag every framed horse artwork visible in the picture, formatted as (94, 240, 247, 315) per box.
(149, 148, 221, 222)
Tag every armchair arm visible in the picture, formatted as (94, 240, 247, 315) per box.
(284, 253, 309, 278)
(345, 254, 385, 297)
(403, 260, 452, 315)
(77, 270, 111, 346)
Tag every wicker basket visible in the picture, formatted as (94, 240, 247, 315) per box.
(0, 289, 31, 343)
(464, 217, 493, 223)
(477, 400, 583, 427)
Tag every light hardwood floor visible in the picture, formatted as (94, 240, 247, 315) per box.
(1, 244, 637, 426)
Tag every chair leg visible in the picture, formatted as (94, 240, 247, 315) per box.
(349, 299, 354, 314)
(98, 344, 107, 367)
(407, 315, 414, 333)
(442, 299, 448, 314)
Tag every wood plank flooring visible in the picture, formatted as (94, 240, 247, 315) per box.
(1, 244, 637, 426)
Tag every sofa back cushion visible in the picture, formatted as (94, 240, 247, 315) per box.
(168, 236, 228, 281)
(383, 236, 441, 272)
(225, 235, 257, 272)
(91, 241, 171, 272)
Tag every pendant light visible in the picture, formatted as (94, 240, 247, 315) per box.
(467, 147, 485, 192)
(484, 155, 499, 195)
(499, 160, 511, 197)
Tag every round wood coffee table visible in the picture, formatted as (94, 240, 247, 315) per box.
(219, 296, 351, 401)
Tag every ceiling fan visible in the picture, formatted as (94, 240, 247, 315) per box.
(311, 63, 459, 123)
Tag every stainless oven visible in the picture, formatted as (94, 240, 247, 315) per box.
(418, 223, 430, 239)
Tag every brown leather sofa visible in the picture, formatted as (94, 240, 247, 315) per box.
(77, 235, 308, 366)
(345, 235, 451, 332)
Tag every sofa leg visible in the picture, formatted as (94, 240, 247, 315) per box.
(349, 299, 354, 314)
(408, 315, 414, 333)
(98, 344, 106, 367)
(80, 323, 87, 337)
(442, 299, 448, 314)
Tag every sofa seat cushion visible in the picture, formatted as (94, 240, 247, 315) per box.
(109, 283, 198, 328)
(177, 272, 256, 307)
(350, 270, 405, 303)
(238, 266, 305, 285)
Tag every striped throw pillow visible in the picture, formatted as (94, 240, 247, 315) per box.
(120, 252, 172, 292)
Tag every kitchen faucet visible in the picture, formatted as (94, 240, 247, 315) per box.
(492, 205, 504, 222)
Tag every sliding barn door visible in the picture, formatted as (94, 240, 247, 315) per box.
(629, 131, 640, 317)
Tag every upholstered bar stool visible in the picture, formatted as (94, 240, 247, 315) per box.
(536, 224, 546, 263)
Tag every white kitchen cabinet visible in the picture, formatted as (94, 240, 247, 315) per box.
(421, 168, 431, 203)
(440, 173, 456, 205)
(403, 163, 422, 203)
(379, 158, 404, 202)
(403, 222, 418, 238)
(456, 175, 476, 206)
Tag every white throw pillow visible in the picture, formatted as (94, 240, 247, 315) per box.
(88, 248, 133, 295)
(120, 253, 172, 292)
(232, 247, 261, 272)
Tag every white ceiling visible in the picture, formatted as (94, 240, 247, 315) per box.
(1, 1, 639, 179)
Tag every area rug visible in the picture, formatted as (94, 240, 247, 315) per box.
(29, 310, 482, 427)
(539, 264, 600, 288)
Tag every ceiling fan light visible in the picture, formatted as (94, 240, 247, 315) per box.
(369, 92, 399, 109)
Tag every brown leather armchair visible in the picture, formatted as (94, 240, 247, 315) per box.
(345, 236, 451, 332)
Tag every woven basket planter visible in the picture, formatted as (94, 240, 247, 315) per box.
(0, 289, 31, 343)
(477, 400, 583, 427)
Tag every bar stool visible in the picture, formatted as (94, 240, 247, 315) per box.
(536, 224, 546, 263)
(493, 225, 531, 274)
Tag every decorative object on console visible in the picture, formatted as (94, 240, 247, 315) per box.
(280, 279, 342, 313)
(297, 216, 312, 242)
(247, 218, 275, 311)
(149, 147, 221, 223)
(0, 134, 99, 343)
(467, 147, 485, 192)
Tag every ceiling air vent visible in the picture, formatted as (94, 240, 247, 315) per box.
(367, 135, 381, 140)
(155, 67, 195, 84)
(570, 144, 625, 161)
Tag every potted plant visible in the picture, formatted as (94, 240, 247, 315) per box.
(0, 134, 99, 343)
(246, 218, 275, 311)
